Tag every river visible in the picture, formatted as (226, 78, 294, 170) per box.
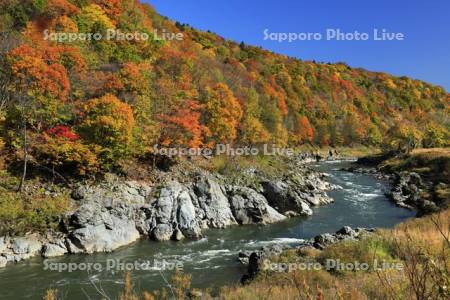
(0, 160, 415, 299)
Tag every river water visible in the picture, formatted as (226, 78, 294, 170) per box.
(0, 161, 415, 299)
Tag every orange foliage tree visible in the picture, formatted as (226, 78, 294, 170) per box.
(160, 99, 210, 148)
(204, 83, 243, 144)
(9, 44, 70, 101)
(294, 115, 314, 144)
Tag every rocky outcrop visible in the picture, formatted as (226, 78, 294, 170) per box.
(261, 169, 335, 217)
(66, 199, 141, 254)
(355, 154, 445, 215)
(262, 180, 313, 216)
(193, 176, 237, 228)
(388, 172, 439, 214)
(0, 234, 44, 263)
(227, 186, 286, 224)
(342, 166, 392, 181)
(312, 226, 375, 249)
(1, 156, 337, 268)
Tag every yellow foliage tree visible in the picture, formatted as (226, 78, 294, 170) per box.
(205, 83, 243, 144)
(79, 94, 135, 163)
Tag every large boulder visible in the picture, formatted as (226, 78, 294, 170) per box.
(193, 176, 237, 228)
(177, 190, 202, 238)
(151, 224, 173, 241)
(69, 217, 140, 253)
(6, 236, 43, 261)
(150, 182, 181, 225)
(146, 181, 202, 239)
(261, 181, 313, 216)
(312, 226, 375, 250)
(68, 202, 140, 253)
(228, 186, 286, 224)
(42, 243, 68, 258)
(12, 237, 42, 255)
(240, 244, 285, 284)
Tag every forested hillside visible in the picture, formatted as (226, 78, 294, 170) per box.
(0, 0, 448, 175)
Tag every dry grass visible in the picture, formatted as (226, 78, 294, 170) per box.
(379, 148, 450, 183)
(215, 209, 450, 300)
(382, 209, 450, 255)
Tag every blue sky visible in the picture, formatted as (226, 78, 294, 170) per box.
(146, 0, 449, 91)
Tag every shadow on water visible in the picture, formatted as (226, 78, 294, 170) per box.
(0, 161, 415, 299)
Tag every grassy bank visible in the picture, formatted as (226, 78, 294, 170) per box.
(361, 148, 450, 209)
(0, 171, 72, 236)
(218, 209, 449, 300)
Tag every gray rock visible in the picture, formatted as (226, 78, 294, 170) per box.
(336, 226, 357, 237)
(152, 224, 173, 241)
(177, 190, 201, 238)
(152, 182, 182, 224)
(11, 237, 42, 256)
(194, 176, 236, 228)
(69, 212, 140, 254)
(311, 226, 374, 250)
(388, 171, 425, 210)
(42, 243, 67, 258)
(240, 244, 286, 284)
(0, 256, 6, 268)
(228, 186, 286, 224)
(174, 229, 185, 241)
(262, 180, 313, 216)
(314, 233, 338, 246)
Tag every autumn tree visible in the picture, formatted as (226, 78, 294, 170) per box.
(342, 112, 366, 145)
(240, 88, 269, 145)
(34, 125, 99, 176)
(204, 83, 243, 144)
(422, 124, 447, 148)
(6, 44, 72, 190)
(294, 115, 314, 144)
(386, 121, 423, 154)
(160, 99, 210, 148)
(79, 94, 135, 165)
(76, 3, 115, 32)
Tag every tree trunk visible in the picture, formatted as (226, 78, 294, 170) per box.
(17, 122, 28, 193)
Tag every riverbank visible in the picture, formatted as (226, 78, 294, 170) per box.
(354, 148, 450, 215)
(0, 153, 339, 268)
(60, 209, 448, 300)
(213, 208, 450, 300)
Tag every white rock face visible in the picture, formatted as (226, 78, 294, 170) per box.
(69, 216, 140, 253)
(42, 243, 68, 258)
(193, 177, 237, 228)
(0, 256, 7, 268)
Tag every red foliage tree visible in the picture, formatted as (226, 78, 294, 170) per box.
(160, 99, 210, 148)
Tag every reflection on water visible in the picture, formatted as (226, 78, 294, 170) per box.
(0, 161, 415, 299)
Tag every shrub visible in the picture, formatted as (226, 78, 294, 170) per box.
(0, 173, 71, 235)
